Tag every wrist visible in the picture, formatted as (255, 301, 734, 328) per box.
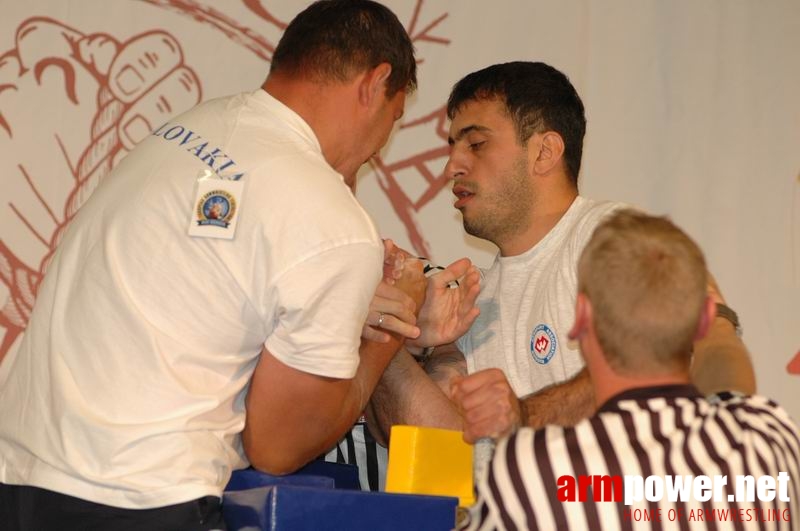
(405, 344, 424, 356)
(517, 397, 529, 429)
(405, 345, 434, 364)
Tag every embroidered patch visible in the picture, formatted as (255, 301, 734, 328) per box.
(188, 173, 244, 240)
(197, 190, 236, 228)
(530, 323, 557, 365)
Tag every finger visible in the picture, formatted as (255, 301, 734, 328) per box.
(461, 388, 516, 419)
(462, 266, 482, 289)
(457, 271, 482, 315)
(16, 18, 84, 68)
(369, 304, 416, 328)
(449, 374, 465, 402)
(361, 325, 391, 343)
(394, 260, 426, 308)
(375, 313, 420, 339)
(463, 418, 510, 444)
(109, 31, 183, 103)
(461, 393, 518, 430)
(117, 66, 201, 149)
(0, 54, 21, 138)
(463, 412, 501, 443)
(430, 257, 472, 288)
(455, 368, 506, 394)
(457, 277, 481, 314)
(457, 267, 481, 299)
(463, 403, 512, 430)
(77, 34, 120, 76)
(458, 307, 481, 333)
(382, 239, 396, 261)
(372, 283, 417, 318)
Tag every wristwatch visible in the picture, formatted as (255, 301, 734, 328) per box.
(715, 303, 742, 337)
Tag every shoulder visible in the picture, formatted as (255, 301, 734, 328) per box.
(562, 197, 632, 254)
(571, 197, 631, 233)
(501, 424, 576, 468)
(710, 393, 799, 428)
(251, 152, 376, 231)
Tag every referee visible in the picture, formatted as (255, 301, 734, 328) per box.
(458, 210, 799, 530)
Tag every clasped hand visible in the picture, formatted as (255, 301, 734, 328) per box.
(361, 240, 481, 347)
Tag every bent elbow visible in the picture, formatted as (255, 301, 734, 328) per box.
(243, 439, 308, 476)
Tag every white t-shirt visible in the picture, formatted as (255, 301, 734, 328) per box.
(457, 196, 625, 397)
(0, 90, 382, 508)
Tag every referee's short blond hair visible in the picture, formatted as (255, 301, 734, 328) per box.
(578, 209, 708, 376)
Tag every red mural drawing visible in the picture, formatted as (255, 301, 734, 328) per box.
(788, 351, 800, 375)
(1, 18, 202, 361)
(0, 1, 452, 362)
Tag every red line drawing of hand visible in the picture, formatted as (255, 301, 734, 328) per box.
(0, 17, 201, 360)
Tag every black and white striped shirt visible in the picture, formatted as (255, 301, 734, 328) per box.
(324, 416, 387, 491)
(463, 385, 800, 530)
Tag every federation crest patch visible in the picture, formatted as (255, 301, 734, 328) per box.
(197, 190, 236, 228)
(188, 173, 244, 240)
(530, 323, 557, 364)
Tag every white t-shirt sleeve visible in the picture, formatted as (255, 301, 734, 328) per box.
(265, 240, 382, 379)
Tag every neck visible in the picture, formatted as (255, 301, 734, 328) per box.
(581, 340, 691, 407)
(498, 184, 577, 257)
(263, 75, 361, 184)
(593, 372, 691, 409)
(581, 333, 691, 409)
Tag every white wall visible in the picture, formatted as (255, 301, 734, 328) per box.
(1, 0, 798, 415)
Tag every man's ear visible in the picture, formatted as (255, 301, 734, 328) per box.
(694, 296, 717, 341)
(568, 292, 591, 341)
(358, 62, 392, 106)
(529, 131, 565, 175)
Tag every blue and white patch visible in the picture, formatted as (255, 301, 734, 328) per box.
(530, 323, 557, 364)
(188, 174, 244, 240)
(197, 190, 235, 228)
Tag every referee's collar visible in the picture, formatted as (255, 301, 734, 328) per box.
(597, 384, 702, 413)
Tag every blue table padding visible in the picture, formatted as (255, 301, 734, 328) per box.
(226, 460, 360, 492)
(226, 468, 334, 491)
(223, 485, 458, 530)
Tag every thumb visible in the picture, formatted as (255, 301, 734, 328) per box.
(448, 374, 465, 401)
(433, 257, 472, 288)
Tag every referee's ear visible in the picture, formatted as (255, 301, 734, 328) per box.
(694, 296, 716, 341)
(568, 293, 591, 341)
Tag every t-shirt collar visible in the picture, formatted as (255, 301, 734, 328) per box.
(249, 88, 322, 153)
(597, 384, 703, 413)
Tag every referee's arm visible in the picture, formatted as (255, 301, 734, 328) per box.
(690, 273, 756, 396)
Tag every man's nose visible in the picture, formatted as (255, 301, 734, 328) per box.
(444, 150, 466, 180)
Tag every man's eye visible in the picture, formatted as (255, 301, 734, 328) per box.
(469, 141, 486, 151)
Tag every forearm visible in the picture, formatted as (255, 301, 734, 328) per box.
(244, 337, 402, 475)
(519, 367, 594, 429)
(691, 318, 756, 396)
(369, 347, 463, 442)
(343, 336, 406, 429)
(301, 336, 407, 461)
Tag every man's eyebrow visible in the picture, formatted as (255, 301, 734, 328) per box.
(447, 124, 491, 145)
